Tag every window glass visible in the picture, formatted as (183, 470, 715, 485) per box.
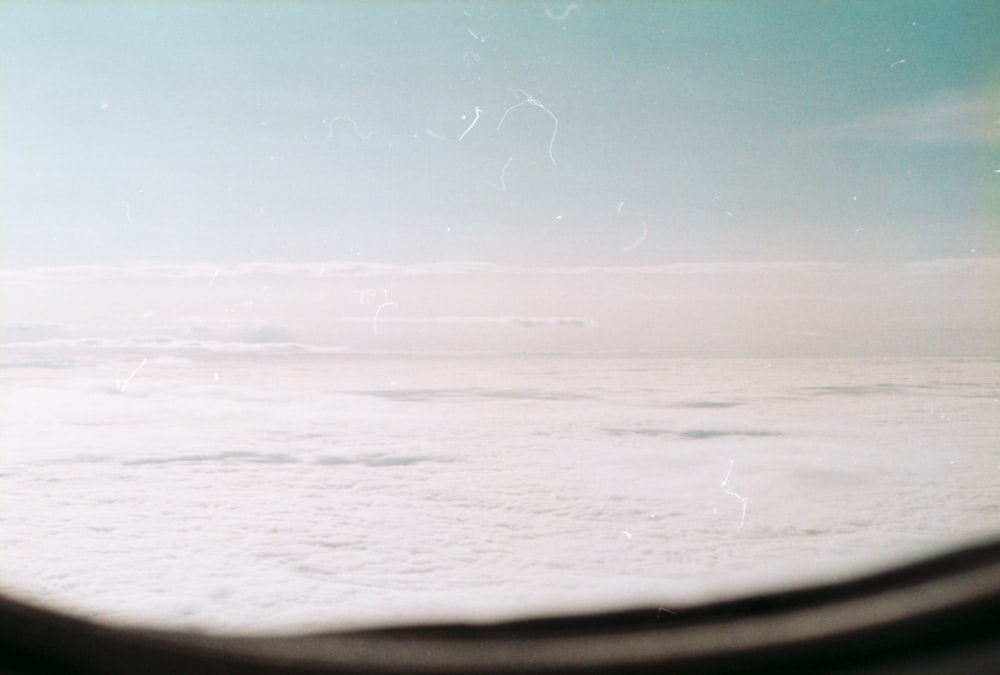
(1, 1, 998, 630)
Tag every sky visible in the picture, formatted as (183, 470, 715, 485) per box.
(2, 0, 997, 266)
(1, 1, 998, 357)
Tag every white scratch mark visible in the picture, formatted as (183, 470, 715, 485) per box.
(372, 301, 399, 336)
(209, 268, 220, 286)
(358, 288, 377, 304)
(457, 106, 483, 142)
(546, 3, 578, 21)
(623, 220, 648, 252)
(622, 530, 632, 540)
(489, 155, 514, 191)
(116, 358, 147, 394)
(466, 27, 483, 42)
(326, 116, 375, 140)
(497, 89, 559, 164)
(121, 200, 132, 224)
(890, 59, 907, 68)
(617, 201, 625, 214)
(721, 459, 750, 531)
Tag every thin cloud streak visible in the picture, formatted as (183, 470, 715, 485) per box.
(1, 258, 996, 357)
(824, 87, 1000, 146)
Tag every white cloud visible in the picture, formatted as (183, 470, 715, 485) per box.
(0, 323, 70, 344)
(337, 315, 599, 329)
(904, 257, 1000, 275)
(0, 259, 854, 283)
(828, 87, 1000, 145)
(1, 257, 996, 356)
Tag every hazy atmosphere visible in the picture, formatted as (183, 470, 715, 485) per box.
(2, 0, 999, 357)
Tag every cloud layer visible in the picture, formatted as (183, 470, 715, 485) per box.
(828, 86, 1000, 145)
(2, 258, 997, 357)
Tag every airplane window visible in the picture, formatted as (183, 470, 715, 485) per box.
(1, 0, 997, 632)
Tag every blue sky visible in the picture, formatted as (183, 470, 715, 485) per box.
(2, 1, 998, 266)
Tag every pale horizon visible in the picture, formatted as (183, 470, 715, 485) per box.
(3, 255, 997, 358)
